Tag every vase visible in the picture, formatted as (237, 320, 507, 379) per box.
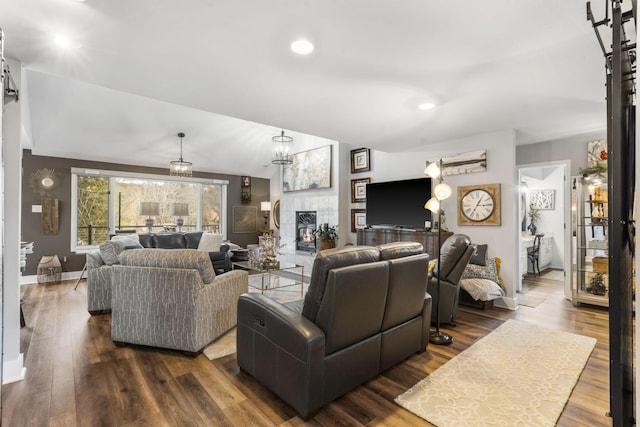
(527, 223, 537, 236)
(258, 235, 278, 267)
(317, 238, 336, 251)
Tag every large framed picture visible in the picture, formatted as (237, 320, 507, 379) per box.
(351, 178, 370, 203)
(351, 209, 367, 232)
(351, 148, 371, 173)
(232, 206, 257, 233)
(530, 189, 555, 210)
(283, 145, 332, 192)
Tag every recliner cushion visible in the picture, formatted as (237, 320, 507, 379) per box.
(378, 241, 424, 260)
(302, 245, 380, 322)
(381, 253, 430, 330)
(153, 233, 187, 249)
(138, 234, 154, 248)
(433, 234, 471, 281)
(184, 231, 203, 249)
(316, 261, 389, 355)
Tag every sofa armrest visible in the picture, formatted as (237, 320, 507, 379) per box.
(237, 293, 326, 417)
(86, 251, 104, 269)
(237, 293, 325, 362)
(420, 292, 433, 351)
(208, 244, 231, 270)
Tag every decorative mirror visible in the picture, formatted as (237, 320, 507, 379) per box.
(30, 168, 59, 196)
(273, 200, 280, 229)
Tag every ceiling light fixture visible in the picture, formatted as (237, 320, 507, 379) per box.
(418, 102, 435, 110)
(53, 34, 81, 49)
(169, 132, 193, 176)
(272, 130, 294, 165)
(291, 39, 314, 55)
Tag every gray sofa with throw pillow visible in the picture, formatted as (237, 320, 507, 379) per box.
(111, 249, 248, 353)
(86, 231, 229, 314)
(237, 241, 432, 417)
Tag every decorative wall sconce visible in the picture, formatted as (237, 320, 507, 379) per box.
(260, 201, 271, 230)
(241, 176, 251, 202)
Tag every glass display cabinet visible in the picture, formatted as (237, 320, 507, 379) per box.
(572, 175, 609, 307)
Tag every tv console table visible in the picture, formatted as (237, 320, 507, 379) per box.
(357, 229, 453, 259)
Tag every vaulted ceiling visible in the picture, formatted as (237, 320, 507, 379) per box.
(1, 0, 607, 177)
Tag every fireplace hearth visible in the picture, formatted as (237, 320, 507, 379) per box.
(296, 211, 317, 252)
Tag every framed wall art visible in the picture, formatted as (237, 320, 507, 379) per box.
(283, 145, 332, 192)
(232, 206, 257, 233)
(429, 149, 486, 176)
(351, 148, 371, 173)
(530, 189, 555, 210)
(351, 209, 367, 232)
(351, 178, 370, 203)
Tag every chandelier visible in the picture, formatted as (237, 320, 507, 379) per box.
(272, 130, 293, 165)
(170, 132, 193, 176)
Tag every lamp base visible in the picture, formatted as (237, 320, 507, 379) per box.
(145, 218, 154, 233)
(176, 217, 184, 232)
(429, 330, 453, 345)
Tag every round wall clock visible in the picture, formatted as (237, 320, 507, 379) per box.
(457, 183, 501, 226)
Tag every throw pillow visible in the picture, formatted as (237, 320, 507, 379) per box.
(198, 233, 223, 252)
(111, 234, 142, 249)
(469, 244, 488, 266)
(460, 278, 505, 301)
(495, 257, 506, 288)
(462, 257, 500, 284)
(99, 240, 126, 265)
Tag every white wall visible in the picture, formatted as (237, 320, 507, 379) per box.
(3, 57, 24, 383)
(268, 132, 340, 273)
(342, 129, 518, 308)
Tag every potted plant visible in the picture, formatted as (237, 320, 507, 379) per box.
(587, 272, 607, 296)
(314, 223, 338, 251)
(527, 204, 540, 235)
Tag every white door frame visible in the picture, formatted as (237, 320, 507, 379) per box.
(517, 160, 572, 299)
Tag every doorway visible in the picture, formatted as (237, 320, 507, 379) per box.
(517, 161, 571, 300)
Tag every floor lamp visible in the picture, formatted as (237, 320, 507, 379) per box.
(425, 159, 453, 345)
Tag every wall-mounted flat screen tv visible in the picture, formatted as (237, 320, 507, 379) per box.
(366, 177, 432, 229)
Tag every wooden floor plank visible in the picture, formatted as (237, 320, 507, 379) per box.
(3, 274, 614, 426)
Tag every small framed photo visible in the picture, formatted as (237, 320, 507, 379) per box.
(351, 209, 367, 232)
(351, 148, 371, 173)
(351, 178, 370, 203)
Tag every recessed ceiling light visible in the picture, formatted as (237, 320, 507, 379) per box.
(291, 39, 314, 55)
(54, 35, 80, 49)
(418, 102, 435, 110)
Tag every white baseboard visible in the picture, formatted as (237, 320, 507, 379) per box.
(3, 353, 25, 384)
(20, 270, 84, 286)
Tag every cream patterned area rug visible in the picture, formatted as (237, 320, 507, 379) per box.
(203, 275, 307, 360)
(395, 319, 596, 427)
(203, 328, 237, 360)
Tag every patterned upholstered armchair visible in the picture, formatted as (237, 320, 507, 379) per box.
(111, 249, 248, 354)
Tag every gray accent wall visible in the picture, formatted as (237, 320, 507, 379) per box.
(22, 150, 269, 275)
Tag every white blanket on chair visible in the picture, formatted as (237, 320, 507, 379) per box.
(461, 278, 505, 301)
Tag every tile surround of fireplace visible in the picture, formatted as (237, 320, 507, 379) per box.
(296, 211, 317, 252)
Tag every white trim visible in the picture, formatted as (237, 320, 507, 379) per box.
(494, 296, 518, 310)
(20, 270, 84, 285)
(70, 167, 229, 185)
(2, 353, 25, 384)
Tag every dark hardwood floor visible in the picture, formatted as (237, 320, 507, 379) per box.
(4, 272, 612, 426)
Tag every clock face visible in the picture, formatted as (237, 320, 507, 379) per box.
(461, 189, 495, 221)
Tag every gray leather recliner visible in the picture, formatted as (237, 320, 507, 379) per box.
(236, 242, 432, 418)
(427, 234, 474, 325)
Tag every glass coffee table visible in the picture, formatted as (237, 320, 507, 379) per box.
(232, 261, 304, 298)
